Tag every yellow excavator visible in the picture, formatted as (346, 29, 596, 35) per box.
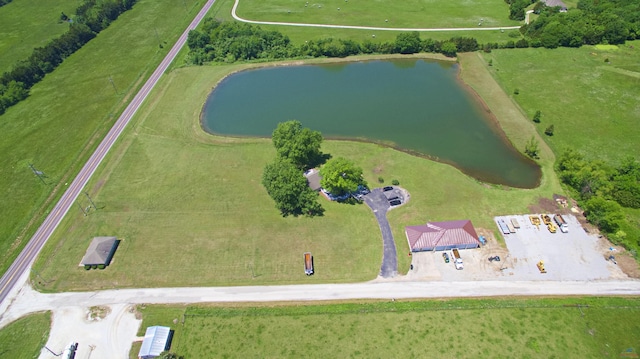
(529, 215, 541, 230)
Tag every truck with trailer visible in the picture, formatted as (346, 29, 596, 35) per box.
(451, 248, 464, 270)
(304, 252, 314, 275)
(554, 214, 568, 233)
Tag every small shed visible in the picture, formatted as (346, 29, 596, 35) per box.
(304, 168, 322, 191)
(405, 220, 481, 252)
(139, 326, 171, 359)
(80, 236, 119, 266)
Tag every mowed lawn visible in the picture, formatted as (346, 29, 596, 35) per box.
(236, 0, 520, 29)
(137, 297, 640, 358)
(0, 312, 51, 359)
(0, 0, 206, 275)
(32, 56, 560, 291)
(0, 0, 78, 72)
(208, 0, 526, 46)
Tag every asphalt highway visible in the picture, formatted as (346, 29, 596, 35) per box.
(0, 0, 218, 306)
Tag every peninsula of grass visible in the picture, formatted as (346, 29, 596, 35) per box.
(31, 53, 560, 291)
(0, 0, 205, 275)
(0, 0, 78, 72)
(0, 312, 51, 359)
(137, 297, 640, 358)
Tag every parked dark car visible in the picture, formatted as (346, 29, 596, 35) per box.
(442, 252, 450, 263)
(387, 196, 399, 201)
(389, 199, 401, 206)
(383, 186, 394, 192)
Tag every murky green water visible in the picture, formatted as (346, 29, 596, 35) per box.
(202, 59, 540, 188)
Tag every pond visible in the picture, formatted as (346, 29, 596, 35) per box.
(202, 59, 541, 188)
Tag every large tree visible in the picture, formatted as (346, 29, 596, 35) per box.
(320, 157, 366, 196)
(272, 120, 323, 169)
(262, 159, 324, 217)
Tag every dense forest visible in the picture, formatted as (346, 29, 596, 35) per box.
(0, 0, 12, 7)
(0, 0, 137, 115)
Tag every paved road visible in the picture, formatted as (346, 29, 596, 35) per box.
(4, 279, 640, 330)
(232, 0, 521, 32)
(0, 0, 218, 307)
(364, 188, 398, 278)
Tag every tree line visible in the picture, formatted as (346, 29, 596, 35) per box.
(0, 0, 137, 115)
(557, 150, 640, 251)
(0, 0, 13, 7)
(186, 0, 638, 66)
(186, 19, 476, 64)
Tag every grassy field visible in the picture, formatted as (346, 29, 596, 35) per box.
(0, 0, 205, 275)
(204, 0, 526, 46)
(136, 297, 640, 358)
(31, 54, 559, 291)
(480, 43, 640, 249)
(0, 312, 51, 359)
(0, 0, 78, 72)
(236, 0, 520, 29)
(480, 43, 640, 165)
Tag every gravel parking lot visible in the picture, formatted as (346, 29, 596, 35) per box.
(406, 214, 625, 281)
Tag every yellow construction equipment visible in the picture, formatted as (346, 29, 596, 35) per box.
(537, 260, 547, 273)
(547, 223, 557, 233)
(529, 215, 541, 230)
(542, 214, 552, 225)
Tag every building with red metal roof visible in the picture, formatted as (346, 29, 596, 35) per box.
(405, 220, 481, 252)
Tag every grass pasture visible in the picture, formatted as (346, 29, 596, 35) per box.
(206, 0, 525, 46)
(236, 0, 520, 29)
(0, 312, 51, 359)
(481, 42, 640, 248)
(0, 0, 205, 275)
(138, 297, 640, 358)
(481, 42, 640, 165)
(32, 56, 559, 291)
(0, 0, 78, 72)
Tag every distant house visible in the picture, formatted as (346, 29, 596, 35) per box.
(543, 0, 567, 11)
(139, 326, 172, 359)
(405, 220, 481, 252)
(304, 168, 322, 191)
(80, 236, 119, 266)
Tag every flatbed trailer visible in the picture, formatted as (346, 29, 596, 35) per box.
(497, 219, 510, 234)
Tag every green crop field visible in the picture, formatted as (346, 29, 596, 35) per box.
(0, 0, 205, 276)
(0, 0, 78, 72)
(31, 55, 559, 291)
(0, 312, 51, 359)
(206, 0, 527, 46)
(137, 297, 640, 358)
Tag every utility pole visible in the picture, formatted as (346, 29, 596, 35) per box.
(108, 75, 118, 94)
(154, 28, 162, 48)
(78, 202, 88, 216)
(85, 191, 97, 210)
(28, 163, 47, 184)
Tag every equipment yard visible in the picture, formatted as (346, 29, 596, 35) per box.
(406, 214, 625, 282)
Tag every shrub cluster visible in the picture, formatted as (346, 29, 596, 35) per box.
(0, 0, 137, 115)
(521, 0, 639, 48)
(557, 150, 640, 248)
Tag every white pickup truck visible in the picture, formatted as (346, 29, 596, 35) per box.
(452, 249, 464, 270)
